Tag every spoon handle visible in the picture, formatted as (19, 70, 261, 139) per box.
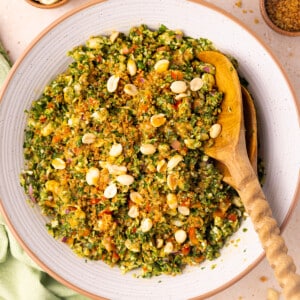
(229, 156, 300, 299)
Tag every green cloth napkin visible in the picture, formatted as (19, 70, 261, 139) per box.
(0, 42, 89, 300)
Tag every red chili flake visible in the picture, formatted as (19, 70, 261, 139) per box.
(95, 55, 102, 63)
(228, 213, 237, 222)
(98, 208, 113, 217)
(171, 70, 183, 80)
(173, 100, 182, 110)
(47, 102, 55, 109)
(112, 251, 120, 262)
(90, 198, 101, 205)
(39, 115, 47, 123)
(181, 244, 190, 256)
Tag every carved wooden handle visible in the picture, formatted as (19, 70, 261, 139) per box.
(229, 154, 300, 299)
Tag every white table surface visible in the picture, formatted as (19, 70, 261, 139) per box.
(0, 1, 299, 299)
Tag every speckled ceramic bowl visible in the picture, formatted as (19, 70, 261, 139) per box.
(25, 0, 69, 9)
(0, 0, 299, 299)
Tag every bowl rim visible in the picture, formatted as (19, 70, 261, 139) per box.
(1, 0, 300, 299)
(259, 0, 300, 37)
(25, 0, 69, 9)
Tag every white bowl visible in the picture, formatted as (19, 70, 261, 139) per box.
(0, 0, 299, 299)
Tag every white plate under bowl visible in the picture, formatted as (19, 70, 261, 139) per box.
(0, 0, 299, 299)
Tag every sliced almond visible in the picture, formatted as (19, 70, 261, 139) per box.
(166, 193, 178, 209)
(128, 205, 139, 218)
(109, 31, 119, 43)
(163, 241, 174, 254)
(178, 206, 190, 216)
(170, 81, 187, 93)
(127, 59, 137, 76)
(150, 114, 166, 127)
(190, 77, 203, 91)
(156, 159, 167, 173)
(140, 144, 156, 155)
(51, 158, 66, 170)
(116, 174, 134, 186)
(82, 133, 96, 144)
(154, 59, 170, 73)
(124, 84, 138, 96)
(140, 218, 153, 232)
(167, 155, 183, 170)
(174, 229, 187, 244)
(107, 164, 127, 175)
(103, 183, 117, 198)
(130, 191, 144, 205)
(109, 143, 123, 157)
(167, 174, 178, 191)
(209, 123, 222, 138)
(86, 167, 100, 186)
(107, 75, 120, 93)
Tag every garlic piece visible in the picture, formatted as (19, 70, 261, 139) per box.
(170, 81, 187, 93)
(109, 143, 123, 157)
(103, 183, 117, 198)
(86, 167, 100, 186)
(154, 59, 170, 73)
(190, 77, 203, 91)
(107, 75, 120, 93)
(140, 144, 156, 155)
(116, 174, 134, 186)
(150, 114, 166, 127)
(51, 158, 66, 170)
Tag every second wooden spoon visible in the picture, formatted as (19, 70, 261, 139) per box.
(197, 50, 300, 300)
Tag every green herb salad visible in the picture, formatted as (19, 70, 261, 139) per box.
(21, 25, 244, 277)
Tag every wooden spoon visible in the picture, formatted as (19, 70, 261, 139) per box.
(217, 85, 258, 189)
(197, 51, 300, 299)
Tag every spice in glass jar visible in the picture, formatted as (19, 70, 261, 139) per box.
(265, 0, 300, 32)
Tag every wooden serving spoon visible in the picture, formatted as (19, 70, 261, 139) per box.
(217, 85, 258, 189)
(197, 51, 300, 299)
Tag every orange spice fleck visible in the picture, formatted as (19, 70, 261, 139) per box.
(235, 1, 242, 8)
(260, 275, 268, 282)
